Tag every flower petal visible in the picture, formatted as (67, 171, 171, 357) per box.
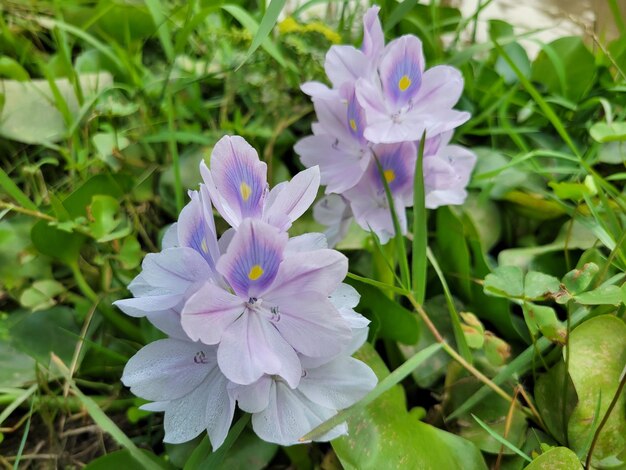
(162, 367, 234, 446)
(202, 135, 267, 227)
(251, 382, 346, 446)
(266, 292, 351, 358)
(177, 187, 220, 271)
(141, 247, 212, 294)
(329, 283, 360, 310)
(216, 219, 288, 298)
(295, 135, 369, 194)
(300, 81, 337, 101)
(286, 233, 328, 253)
(361, 5, 384, 60)
(312, 195, 353, 248)
(263, 249, 348, 300)
(181, 281, 244, 344)
(298, 356, 377, 410)
(228, 376, 272, 413)
(121, 339, 216, 402)
(263, 166, 320, 231)
(379, 35, 424, 108)
(147, 308, 189, 340)
(218, 312, 301, 387)
(324, 45, 368, 88)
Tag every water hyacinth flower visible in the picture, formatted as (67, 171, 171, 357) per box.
(181, 218, 353, 387)
(295, 5, 476, 245)
(201, 135, 320, 232)
(122, 338, 235, 447)
(230, 354, 377, 446)
(116, 133, 377, 450)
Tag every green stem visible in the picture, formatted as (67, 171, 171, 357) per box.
(70, 263, 142, 342)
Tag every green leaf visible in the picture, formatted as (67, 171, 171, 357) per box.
(0, 73, 112, 144)
(522, 302, 565, 343)
(567, 315, 626, 465)
(330, 344, 487, 470)
(523, 447, 583, 469)
(574, 285, 623, 305)
(31, 220, 86, 264)
(589, 122, 626, 143)
(0, 341, 35, 388)
(222, 5, 289, 69)
(471, 414, 532, 462)
(85, 449, 173, 470)
(562, 263, 599, 295)
(534, 361, 578, 444)
(241, 0, 286, 67)
(531, 37, 595, 102)
(524, 271, 561, 300)
(412, 134, 427, 303)
(0, 167, 38, 211)
(9, 307, 80, 367)
(19, 279, 65, 311)
(220, 429, 278, 470)
(435, 206, 472, 300)
(0, 56, 29, 81)
(347, 278, 419, 345)
(484, 266, 524, 298)
(88, 195, 129, 241)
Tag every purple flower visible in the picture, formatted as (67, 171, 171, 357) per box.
(181, 218, 352, 387)
(356, 36, 470, 144)
(344, 142, 417, 243)
(122, 338, 235, 447)
(312, 194, 353, 248)
(295, 84, 371, 194)
(201, 135, 320, 232)
(423, 133, 477, 208)
(229, 354, 377, 446)
(113, 186, 221, 338)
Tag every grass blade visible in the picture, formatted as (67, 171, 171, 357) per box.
(373, 155, 411, 290)
(0, 167, 38, 211)
(222, 4, 290, 70)
(412, 133, 427, 303)
(199, 413, 251, 468)
(13, 395, 35, 470)
(144, 0, 175, 61)
(51, 355, 163, 469)
(471, 414, 532, 462)
(242, 0, 286, 68)
(426, 247, 472, 362)
(300, 343, 442, 441)
(346, 272, 409, 296)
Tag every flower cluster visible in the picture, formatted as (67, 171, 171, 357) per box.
(115, 136, 377, 448)
(295, 6, 476, 244)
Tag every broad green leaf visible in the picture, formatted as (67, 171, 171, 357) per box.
(332, 344, 487, 470)
(574, 285, 623, 305)
(221, 429, 278, 470)
(524, 272, 560, 300)
(567, 315, 626, 465)
(88, 195, 129, 241)
(84, 449, 173, 470)
(347, 279, 419, 345)
(435, 206, 472, 300)
(562, 263, 599, 295)
(589, 122, 626, 143)
(549, 181, 593, 201)
(534, 361, 578, 444)
(531, 37, 595, 102)
(0, 341, 36, 388)
(0, 73, 112, 144)
(523, 447, 583, 469)
(9, 307, 80, 367)
(484, 266, 524, 298)
(522, 303, 565, 343)
(19, 279, 65, 311)
(0, 56, 29, 81)
(31, 220, 86, 264)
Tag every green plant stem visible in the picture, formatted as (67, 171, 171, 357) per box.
(166, 91, 184, 214)
(584, 367, 626, 469)
(0, 394, 133, 413)
(403, 293, 536, 419)
(69, 263, 142, 342)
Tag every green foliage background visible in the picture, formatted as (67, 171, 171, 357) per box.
(0, 0, 625, 469)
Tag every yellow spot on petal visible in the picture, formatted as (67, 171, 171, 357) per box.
(240, 182, 252, 201)
(398, 75, 411, 92)
(201, 239, 209, 254)
(384, 169, 396, 183)
(349, 119, 357, 131)
(248, 264, 264, 280)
